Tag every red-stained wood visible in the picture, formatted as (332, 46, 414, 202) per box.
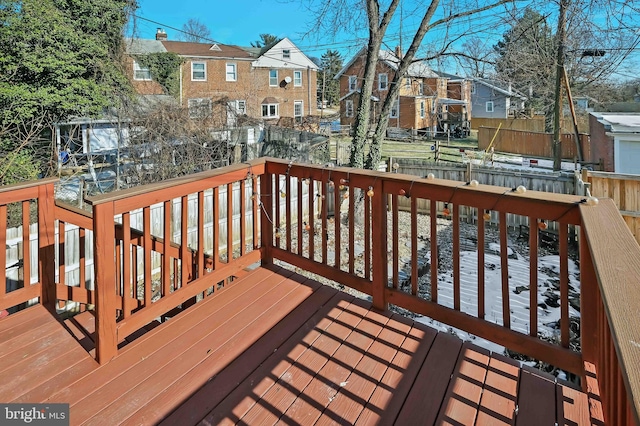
(252, 176, 259, 250)
(478, 209, 486, 319)
(197, 190, 205, 279)
(364, 192, 371, 280)
(559, 224, 569, 348)
(63, 311, 96, 353)
(79, 227, 86, 291)
(308, 178, 315, 261)
(297, 178, 302, 256)
(322, 179, 328, 264)
(58, 220, 66, 289)
(437, 343, 491, 425)
(453, 203, 461, 311)
(580, 227, 597, 367)
(285, 175, 291, 252)
(122, 212, 132, 317)
(499, 211, 511, 328)
(181, 195, 189, 288)
(22, 200, 30, 290)
(92, 201, 118, 364)
(0, 204, 5, 299)
(213, 186, 221, 268)
(275, 175, 282, 250)
(558, 382, 591, 426)
(334, 180, 341, 269)
(430, 198, 438, 303)
(515, 368, 556, 426)
(411, 196, 418, 295)
(227, 183, 234, 261)
(371, 179, 387, 311)
(349, 184, 355, 275)
(163, 200, 171, 297)
(394, 332, 461, 425)
(392, 194, 399, 289)
(38, 182, 56, 312)
(241, 179, 248, 257)
(143, 206, 152, 307)
(529, 215, 538, 337)
(476, 354, 519, 425)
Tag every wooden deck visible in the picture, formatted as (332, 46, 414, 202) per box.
(1, 266, 597, 425)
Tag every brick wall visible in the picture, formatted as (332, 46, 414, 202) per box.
(588, 114, 614, 171)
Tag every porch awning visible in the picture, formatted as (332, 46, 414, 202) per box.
(261, 97, 278, 104)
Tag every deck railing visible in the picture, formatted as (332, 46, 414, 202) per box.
(0, 158, 638, 424)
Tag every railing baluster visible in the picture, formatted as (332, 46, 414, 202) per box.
(371, 178, 387, 310)
(259, 173, 272, 265)
(334, 179, 341, 269)
(275, 176, 281, 249)
(411, 196, 417, 295)
(297, 178, 302, 256)
(241, 180, 247, 257)
(364, 191, 370, 280)
(38, 182, 56, 311)
(392, 194, 399, 289)
(22, 201, 30, 289)
(499, 211, 510, 328)
(143, 206, 152, 307)
(322, 181, 327, 265)
(285, 176, 291, 252)
(252, 177, 259, 251)
(79, 227, 86, 293)
(453, 203, 460, 311)
(430, 198, 438, 303)
(529, 216, 538, 337)
(1, 204, 7, 298)
(477, 208, 485, 319)
(115, 236, 122, 311)
(308, 179, 315, 261)
(197, 191, 205, 278)
(122, 212, 131, 317)
(181, 195, 188, 288)
(58, 220, 66, 289)
(348, 184, 355, 275)
(213, 186, 220, 269)
(227, 183, 233, 262)
(163, 200, 171, 296)
(559, 224, 569, 348)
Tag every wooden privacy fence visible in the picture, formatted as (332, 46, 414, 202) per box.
(580, 170, 640, 246)
(390, 159, 576, 231)
(471, 117, 546, 132)
(478, 127, 590, 160)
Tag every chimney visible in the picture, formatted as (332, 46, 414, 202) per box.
(156, 28, 167, 41)
(395, 46, 402, 59)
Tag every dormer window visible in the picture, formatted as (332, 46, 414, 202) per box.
(283, 49, 290, 59)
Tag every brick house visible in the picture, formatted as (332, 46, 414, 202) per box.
(127, 31, 318, 125)
(335, 48, 471, 136)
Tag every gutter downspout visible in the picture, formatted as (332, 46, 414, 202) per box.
(179, 66, 183, 106)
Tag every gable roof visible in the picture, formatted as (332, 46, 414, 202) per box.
(592, 112, 640, 133)
(335, 48, 439, 79)
(124, 38, 167, 55)
(160, 40, 254, 59)
(251, 38, 318, 70)
(473, 78, 527, 100)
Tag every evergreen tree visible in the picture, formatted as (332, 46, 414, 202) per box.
(318, 50, 343, 107)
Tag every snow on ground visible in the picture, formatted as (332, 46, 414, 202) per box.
(414, 248, 580, 364)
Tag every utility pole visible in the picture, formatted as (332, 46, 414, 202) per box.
(552, 0, 568, 171)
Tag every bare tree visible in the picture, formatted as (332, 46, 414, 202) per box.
(177, 18, 212, 43)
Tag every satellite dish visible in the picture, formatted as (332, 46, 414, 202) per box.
(284, 76, 292, 84)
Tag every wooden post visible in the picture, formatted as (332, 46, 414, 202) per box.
(260, 171, 273, 265)
(93, 201, 118, 364)
(371, 178, 388, 311)
(579, 226, 598, 378)
(38, 182, 56, 313)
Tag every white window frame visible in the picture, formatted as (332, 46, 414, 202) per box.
(283, 49, 291, 59)
(188, 98, 212, 119)
(378, 73, 388, 91)
(486, 101, 494, 113)
(293, 70, 302, 87)
(226, 63, 237, 81)
(420, 101, 425, 118)
(345, 100, 354, 117)
(235, 100, 246, 114)
(418, 81, 424, 96)
(390, 99, 399, 118)
(191, 62, 206, 81)
(133, 60, 151, 81)
(269, 69, 278, 86)
(294, 100, 303, 122)
(262, 103, 279, 118)
(405, 78, 411, 89)
(348, 75, 357, 91)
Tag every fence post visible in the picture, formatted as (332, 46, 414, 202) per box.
(371, 178, 388, 311)
(93, 201, 118, 364)
(38, 182, 56, 313)
(260, 171, 273, 265)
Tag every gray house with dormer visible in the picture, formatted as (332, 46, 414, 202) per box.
(471, 78, 527, 119)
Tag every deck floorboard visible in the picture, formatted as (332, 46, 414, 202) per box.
(0, 267, 595, 425)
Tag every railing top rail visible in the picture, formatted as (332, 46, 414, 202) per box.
(54, 200, 93, 219)
(0, 177, 58, 194)
(587, 170, 640, 182)
(581, 199, 640, 424)
(86, 158, 266, 213)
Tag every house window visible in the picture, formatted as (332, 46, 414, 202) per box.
(345, 100, 354, 117)
(133, 60, 151, 81)
(378, 73, 388, 91)
(226, 63, 237, 81)
(192, 62, 206, 81)
(269, 69, 278, 86)
(262, 103, 279, 118)
(420, 101, 425, 118)
(405, 78, 411, 89)
(283, 49, 291, 59)
(235, 100, 246, 114)
(486, 101, 494, 113)
(188, 98, 212, 119)
(294, 70, 302, 87)
(418, 81, 424, 96)
(390, 99, 399, 118)
(349, 75, 357, 91)
(294, 101, 303, 122)
(471, 83, 476, 94)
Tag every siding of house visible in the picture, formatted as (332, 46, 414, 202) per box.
(126, 57, 165, 96)
(472, 83, 509, 119)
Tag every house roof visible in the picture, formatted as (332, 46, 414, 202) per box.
(472, 78, 527, 100)
(251, 38, 319, 70)
(335, 48, 439, 79)
(592, 112, 640, 133)
(161, 40, 254, 59)
(124, 38, 167, 55)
